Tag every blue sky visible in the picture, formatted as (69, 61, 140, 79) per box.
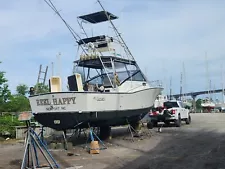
(1, 0, 225, 100)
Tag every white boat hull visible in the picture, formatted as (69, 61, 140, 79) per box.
(29, 87, 162, 130)
(201, 102, 215, 108)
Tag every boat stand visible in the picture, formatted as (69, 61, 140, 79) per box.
(20, 121, 60, 169)
(62, 130, 68, 150)
(68, 121, 88, 139)
(85, 127, 107, 151)
(158, 123, 164, 133)
(77, 128, 88, 138)
(126, 119, 140, 142)
(68, 127, 86, 140)
(139, 116, 153, 136)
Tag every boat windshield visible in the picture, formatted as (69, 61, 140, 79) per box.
(86, 69, 146, 87)
(73, 56, 146, 88)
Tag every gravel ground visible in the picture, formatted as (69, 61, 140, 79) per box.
(105, 113, 225, 169)
(1, 113, 225, 169)
(0, 141, 24, 169)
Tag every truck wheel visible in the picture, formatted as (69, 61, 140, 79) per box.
(185, 114, 191, 124)
(175, 115, 181, 127)
(147, 121, 154, 129)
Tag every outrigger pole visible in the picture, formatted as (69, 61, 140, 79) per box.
(97, 0, 134, 60)
(97, 0, 149, 81)
(43, 0, 114, 87)
(43, 0, 88, 56)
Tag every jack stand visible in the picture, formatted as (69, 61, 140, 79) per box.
(72, 121, 87, 138)
(139, 114, 149, 128)
(126, 119, 140, 142)
(93, 127, 100, 136)
(77, 128, 87, 138)
(82, 128, 88, 138)
(139, 116, 152, 137)
(85, 127, 107, 151)
(68, 128, 80, 139)
(158, 123, 164, 133)
(62, 130, 68, 150)
(21, 121, 60, 169)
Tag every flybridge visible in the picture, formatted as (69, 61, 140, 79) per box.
(77, 11, 118, 53)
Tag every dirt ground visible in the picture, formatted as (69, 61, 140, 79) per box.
(1, 113, 225, 169)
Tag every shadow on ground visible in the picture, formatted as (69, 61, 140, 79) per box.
(104, 129, 225, 169)
(46, 125, 151, 147)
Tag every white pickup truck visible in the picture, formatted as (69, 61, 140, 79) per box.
(149, 100, 191, 127)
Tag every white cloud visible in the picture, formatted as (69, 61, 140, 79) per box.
(114, 0, 225, 94)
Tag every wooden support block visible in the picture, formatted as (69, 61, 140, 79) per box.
(90, 141, 100, 154)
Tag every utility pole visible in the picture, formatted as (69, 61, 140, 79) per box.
(162, 60, 167, 96)
(221, 63, 225, 103)
(205, 52, 211, 99)
(180, 72, 183, 101)
(56, 52, 61, 77)
(56, 52, 62, 91)
(51, 62, 54, 76)
(170, 76, 172, 100)
(182, 62, 186, 98)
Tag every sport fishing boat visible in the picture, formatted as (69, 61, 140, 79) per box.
(154, 95, 168, 108)
(29, 0, 163, 131)
(201, 97, 215, 112)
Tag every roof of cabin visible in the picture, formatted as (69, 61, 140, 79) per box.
(77, 11, 118, 24)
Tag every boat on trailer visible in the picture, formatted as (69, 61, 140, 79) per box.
(29, 1, 163, 131)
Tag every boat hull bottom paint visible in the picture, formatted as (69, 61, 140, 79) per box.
(33, 108, 150, 131)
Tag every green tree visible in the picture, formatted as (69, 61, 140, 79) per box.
(0, 62, 11, 112)
(34, 83, 49, 94)
(16, 84, 28, 96)
(196, 99, 202, 110)
(4, 84, 31, 112)
(3, 95, 31, 112)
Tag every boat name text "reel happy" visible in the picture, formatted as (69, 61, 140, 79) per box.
(36, 97, 76, 106)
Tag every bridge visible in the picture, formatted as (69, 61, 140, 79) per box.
(170, 89, 225, 99)
(169, 89, 225, 112)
